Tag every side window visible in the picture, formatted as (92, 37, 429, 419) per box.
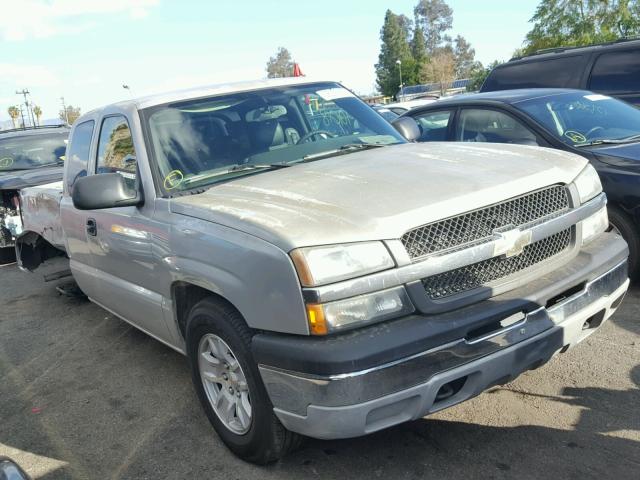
(589, 50, 640, 94)
(482, 56, 585, 91)
(65, 120, 94, 194)
(96, 116, 137, 189)
(412, 110, 451, 141)
(455, 109, 538, 145)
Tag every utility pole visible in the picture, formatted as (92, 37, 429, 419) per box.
(396, 60, 404, 101)
(16, 89, 34, 127)
(60, 97, 69, 124)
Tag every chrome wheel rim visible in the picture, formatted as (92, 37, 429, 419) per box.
(198, 334, 252, 434)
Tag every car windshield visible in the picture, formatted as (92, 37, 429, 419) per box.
(0, 132, 68, 170)
(143, 82, 406, 193)
(514, 92, 640, 147)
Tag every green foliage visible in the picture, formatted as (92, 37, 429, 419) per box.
(414, 0, 453, 53)
(266, 47, 294, 78)
(375, 10, 414, 96)
(466, 60, 503, 92)
(375, 1, 478, 96)
(523, 0, 640, 55)
(59, 105, 81, 125)
(453, 35, 480, 78)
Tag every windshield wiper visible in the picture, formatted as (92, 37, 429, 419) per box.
(181, 163, 290, 186)
(299, 143, 388, 163)
(576, 134, 640, 148)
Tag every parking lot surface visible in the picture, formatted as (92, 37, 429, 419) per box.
(0, 263, 638, 479)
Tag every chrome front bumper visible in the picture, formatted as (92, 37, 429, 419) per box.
(259, 259, 629, 440)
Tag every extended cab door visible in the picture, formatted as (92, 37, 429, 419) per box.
(65, 113, 173, 343)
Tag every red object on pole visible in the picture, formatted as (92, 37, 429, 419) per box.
(293, 63, 304, 77)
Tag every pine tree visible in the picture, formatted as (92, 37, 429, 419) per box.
(375, 10, 413, 96)
(411, 25, 429, 84)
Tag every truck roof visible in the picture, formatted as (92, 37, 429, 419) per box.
(102, 77, 337, 113)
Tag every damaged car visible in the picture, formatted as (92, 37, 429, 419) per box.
(0, 125, 68, 263)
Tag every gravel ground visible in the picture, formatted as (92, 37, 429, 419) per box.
(0, 263, 638, 479)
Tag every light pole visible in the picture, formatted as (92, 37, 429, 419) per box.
(396, 59, 403, 101)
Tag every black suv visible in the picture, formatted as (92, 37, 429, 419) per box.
(481, 38, 640, 106)
(0, 125, 69, 262)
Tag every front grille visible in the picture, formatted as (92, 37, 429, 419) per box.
(422, 228, 572, 300)
(401, 185, 569, 260)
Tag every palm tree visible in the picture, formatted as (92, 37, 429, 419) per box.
(33, 105, 42, 126)
(7, 106, 20, 128)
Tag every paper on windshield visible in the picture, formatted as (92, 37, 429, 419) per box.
(584, 94, 611, 101)
(316, 87, 356, 101)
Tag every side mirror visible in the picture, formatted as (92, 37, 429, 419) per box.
(0, 457, 31, 480)
(391, 116, 421, 142)
(72, 173, 143, 210)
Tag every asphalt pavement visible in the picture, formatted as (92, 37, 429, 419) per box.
(1, 263, 638, 479)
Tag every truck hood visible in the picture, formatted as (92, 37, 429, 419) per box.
(170, 142, 586, 251)
(0, 165, 63, 190)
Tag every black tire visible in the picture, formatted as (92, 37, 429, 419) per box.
(608, 206, 640, 278)
(185, 297, 301, 464)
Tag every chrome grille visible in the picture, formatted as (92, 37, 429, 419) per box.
(422, 228, 572, 300)
(401, 185, 569, 260)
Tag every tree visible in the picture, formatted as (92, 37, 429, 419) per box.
(410, 25, 429, 84)
(375, 10, 414, 96)
(414, 0, 453, 54)
(59, 105, 81, 125)
(266, 47, 294, 78)
(423, 50, 456, 95)
(466, 60, 503, 92)
(33, 105, 42, 126)
(453, 35, 480, 78)
(7, 106, 20, 128)
(523, 0, 640, 54)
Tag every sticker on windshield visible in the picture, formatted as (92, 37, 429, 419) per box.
(0, 157, 14, 168)
(316, 87, 356, 101)
(584, 94, 611, 101)
(164, 169, 184, 190)
(564, 130, 587, 143)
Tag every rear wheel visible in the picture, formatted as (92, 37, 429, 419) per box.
(608, 206, 639, 278)
(185, 297, 301, 464)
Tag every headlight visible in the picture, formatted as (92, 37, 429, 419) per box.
(573, 164, 602, 204)
(306, 287, 414, 334)
(581, 206, 609, 246)
(290, 241, 394, 287)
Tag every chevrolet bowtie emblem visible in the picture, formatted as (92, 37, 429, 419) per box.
(493, 228, 532, 258)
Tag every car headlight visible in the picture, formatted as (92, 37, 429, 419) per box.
(306, 287, 415, 334)
(573, 164, 602, 204)
(581, 206, 609, 246)
(290, 241, 395, 287)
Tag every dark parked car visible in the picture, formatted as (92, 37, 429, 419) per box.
(402, 88, 640, 274)
(0, 125, 68, 262)
(481, 38, 640, 106)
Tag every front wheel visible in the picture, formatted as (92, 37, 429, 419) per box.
(185, 297, 301, 464)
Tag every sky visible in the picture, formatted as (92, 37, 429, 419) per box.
(0, 0, 540, 123)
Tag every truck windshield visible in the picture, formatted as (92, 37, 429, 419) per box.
(143, 82, 406, 193)
(514, 92, 640, 147)
(0, 132, 68, 171)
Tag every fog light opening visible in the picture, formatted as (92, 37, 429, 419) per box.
(582, 309, 606, 330)
(434, 376, 467, 403)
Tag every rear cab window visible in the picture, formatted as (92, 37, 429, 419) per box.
(65, 121, 94, 194)
(482, 55, 586, 91)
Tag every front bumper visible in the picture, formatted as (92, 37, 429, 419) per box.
(257, 233, 629, 440)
